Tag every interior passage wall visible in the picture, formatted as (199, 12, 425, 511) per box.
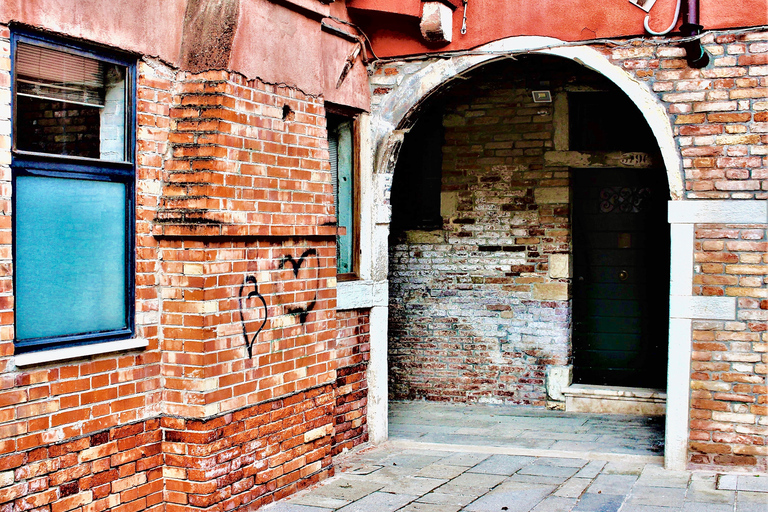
(388, 60, 579, 405)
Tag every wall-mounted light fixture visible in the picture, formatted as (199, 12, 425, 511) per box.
(532, 91, 552, 103)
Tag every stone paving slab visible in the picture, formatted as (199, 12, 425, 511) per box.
(262, 440, 767, 512)
(263, 401, 766, 512)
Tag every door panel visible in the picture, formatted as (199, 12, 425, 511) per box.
(572, 168, 669, 388)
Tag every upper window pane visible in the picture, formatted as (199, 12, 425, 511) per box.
(15, 41, 128, 161)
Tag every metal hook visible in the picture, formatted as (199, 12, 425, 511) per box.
(644, 0, 682, 36)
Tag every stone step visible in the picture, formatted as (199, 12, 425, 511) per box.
(563, 384, 666, 416)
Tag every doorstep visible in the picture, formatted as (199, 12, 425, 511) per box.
(563, 384, 666, 416)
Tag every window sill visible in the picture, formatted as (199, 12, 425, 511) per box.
(14, 338, 149, 367)
(337, 279, 388, 310)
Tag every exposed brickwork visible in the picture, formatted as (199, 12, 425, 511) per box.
(159, 71, 336, 237)
(333, 310, 370, 455)
(690, 224, 768, 472)
(159, 238, 338, 419)
(162, 385, 335, 511)
(610, 33, 768, 200)
(0, 26, 372, 510)
(0, 419, 163, 512)
(0, 385, 337, 512)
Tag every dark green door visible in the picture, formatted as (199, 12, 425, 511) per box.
(572, 168, 669, 389)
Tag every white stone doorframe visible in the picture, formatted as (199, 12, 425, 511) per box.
(355, 36, 765, 470)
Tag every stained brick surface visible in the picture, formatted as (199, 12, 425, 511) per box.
(691, 224, 768, 472)
(333, 310, 370, 455)
(0, 27, 370, 511)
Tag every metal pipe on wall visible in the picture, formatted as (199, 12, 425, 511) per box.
(680, 0, 710, 68)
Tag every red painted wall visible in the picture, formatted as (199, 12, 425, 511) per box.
(0, 0, 369, 111)
(348, 0, 768, 58)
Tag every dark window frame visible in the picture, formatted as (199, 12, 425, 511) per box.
(11, 29, 137, 354)
(327, 108, 361, 281)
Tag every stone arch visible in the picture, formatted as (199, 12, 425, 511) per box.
(368, 35, 686, 468)
(373, 36, 683, 201)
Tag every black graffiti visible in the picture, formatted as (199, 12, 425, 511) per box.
(238, 275, 268, 358)
(278, 248, 319, 325)
(237, 248, 320, 358)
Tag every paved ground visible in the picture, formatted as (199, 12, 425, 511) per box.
(388, 401, 665, 459)
(263, 402, 768, 512)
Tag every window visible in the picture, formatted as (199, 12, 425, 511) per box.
(12, 32, 135, 353)
(327, 114, 357, 277)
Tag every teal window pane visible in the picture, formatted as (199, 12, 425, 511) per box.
(15, 176, 127, 340)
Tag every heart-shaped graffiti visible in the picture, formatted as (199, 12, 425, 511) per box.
(278, 248, 319, 325)
(238, 275, 268, 358)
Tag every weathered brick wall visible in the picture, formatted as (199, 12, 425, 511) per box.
(690, 224, 768, 471)
(162, 385, 335, 511)
(159, 238, 338, 418)
(158, 70, 335, 237)
(0, 25, 372, 511)
(617, 33, 768, 199)
(1, 385, 337, 512)
(333, 310, 370, 455)
(0, 420, 163, 512)
(388, 60, 609, 405)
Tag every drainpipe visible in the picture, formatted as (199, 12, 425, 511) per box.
(680, 0, 710, 68)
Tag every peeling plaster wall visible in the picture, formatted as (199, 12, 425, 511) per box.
(1, 0, 370, 110)
(349, 0, 768, 58)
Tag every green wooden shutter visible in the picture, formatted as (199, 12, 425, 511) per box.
(333, 121, 354, 274)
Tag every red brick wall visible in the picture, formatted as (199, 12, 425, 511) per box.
(605, 32, 768, 200)
(158, 238, 338, 418)
(1, 385, 338, 512)
(0, 26, 372, 511)
(690, 224, 768, 471)
(158, 70, 335, 237)
(333, 310, 370, 456)
(162, 385, 335, 511)
(0, 420, 163, 512)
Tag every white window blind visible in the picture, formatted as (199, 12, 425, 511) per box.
(16, 42, 105, 107)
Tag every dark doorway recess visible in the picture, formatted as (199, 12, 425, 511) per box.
(572, 168, 669, 389)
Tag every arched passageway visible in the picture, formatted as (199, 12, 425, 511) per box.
(365, 37, 689, 469)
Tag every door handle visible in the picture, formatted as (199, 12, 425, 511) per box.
(619, 270, 629, 281)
